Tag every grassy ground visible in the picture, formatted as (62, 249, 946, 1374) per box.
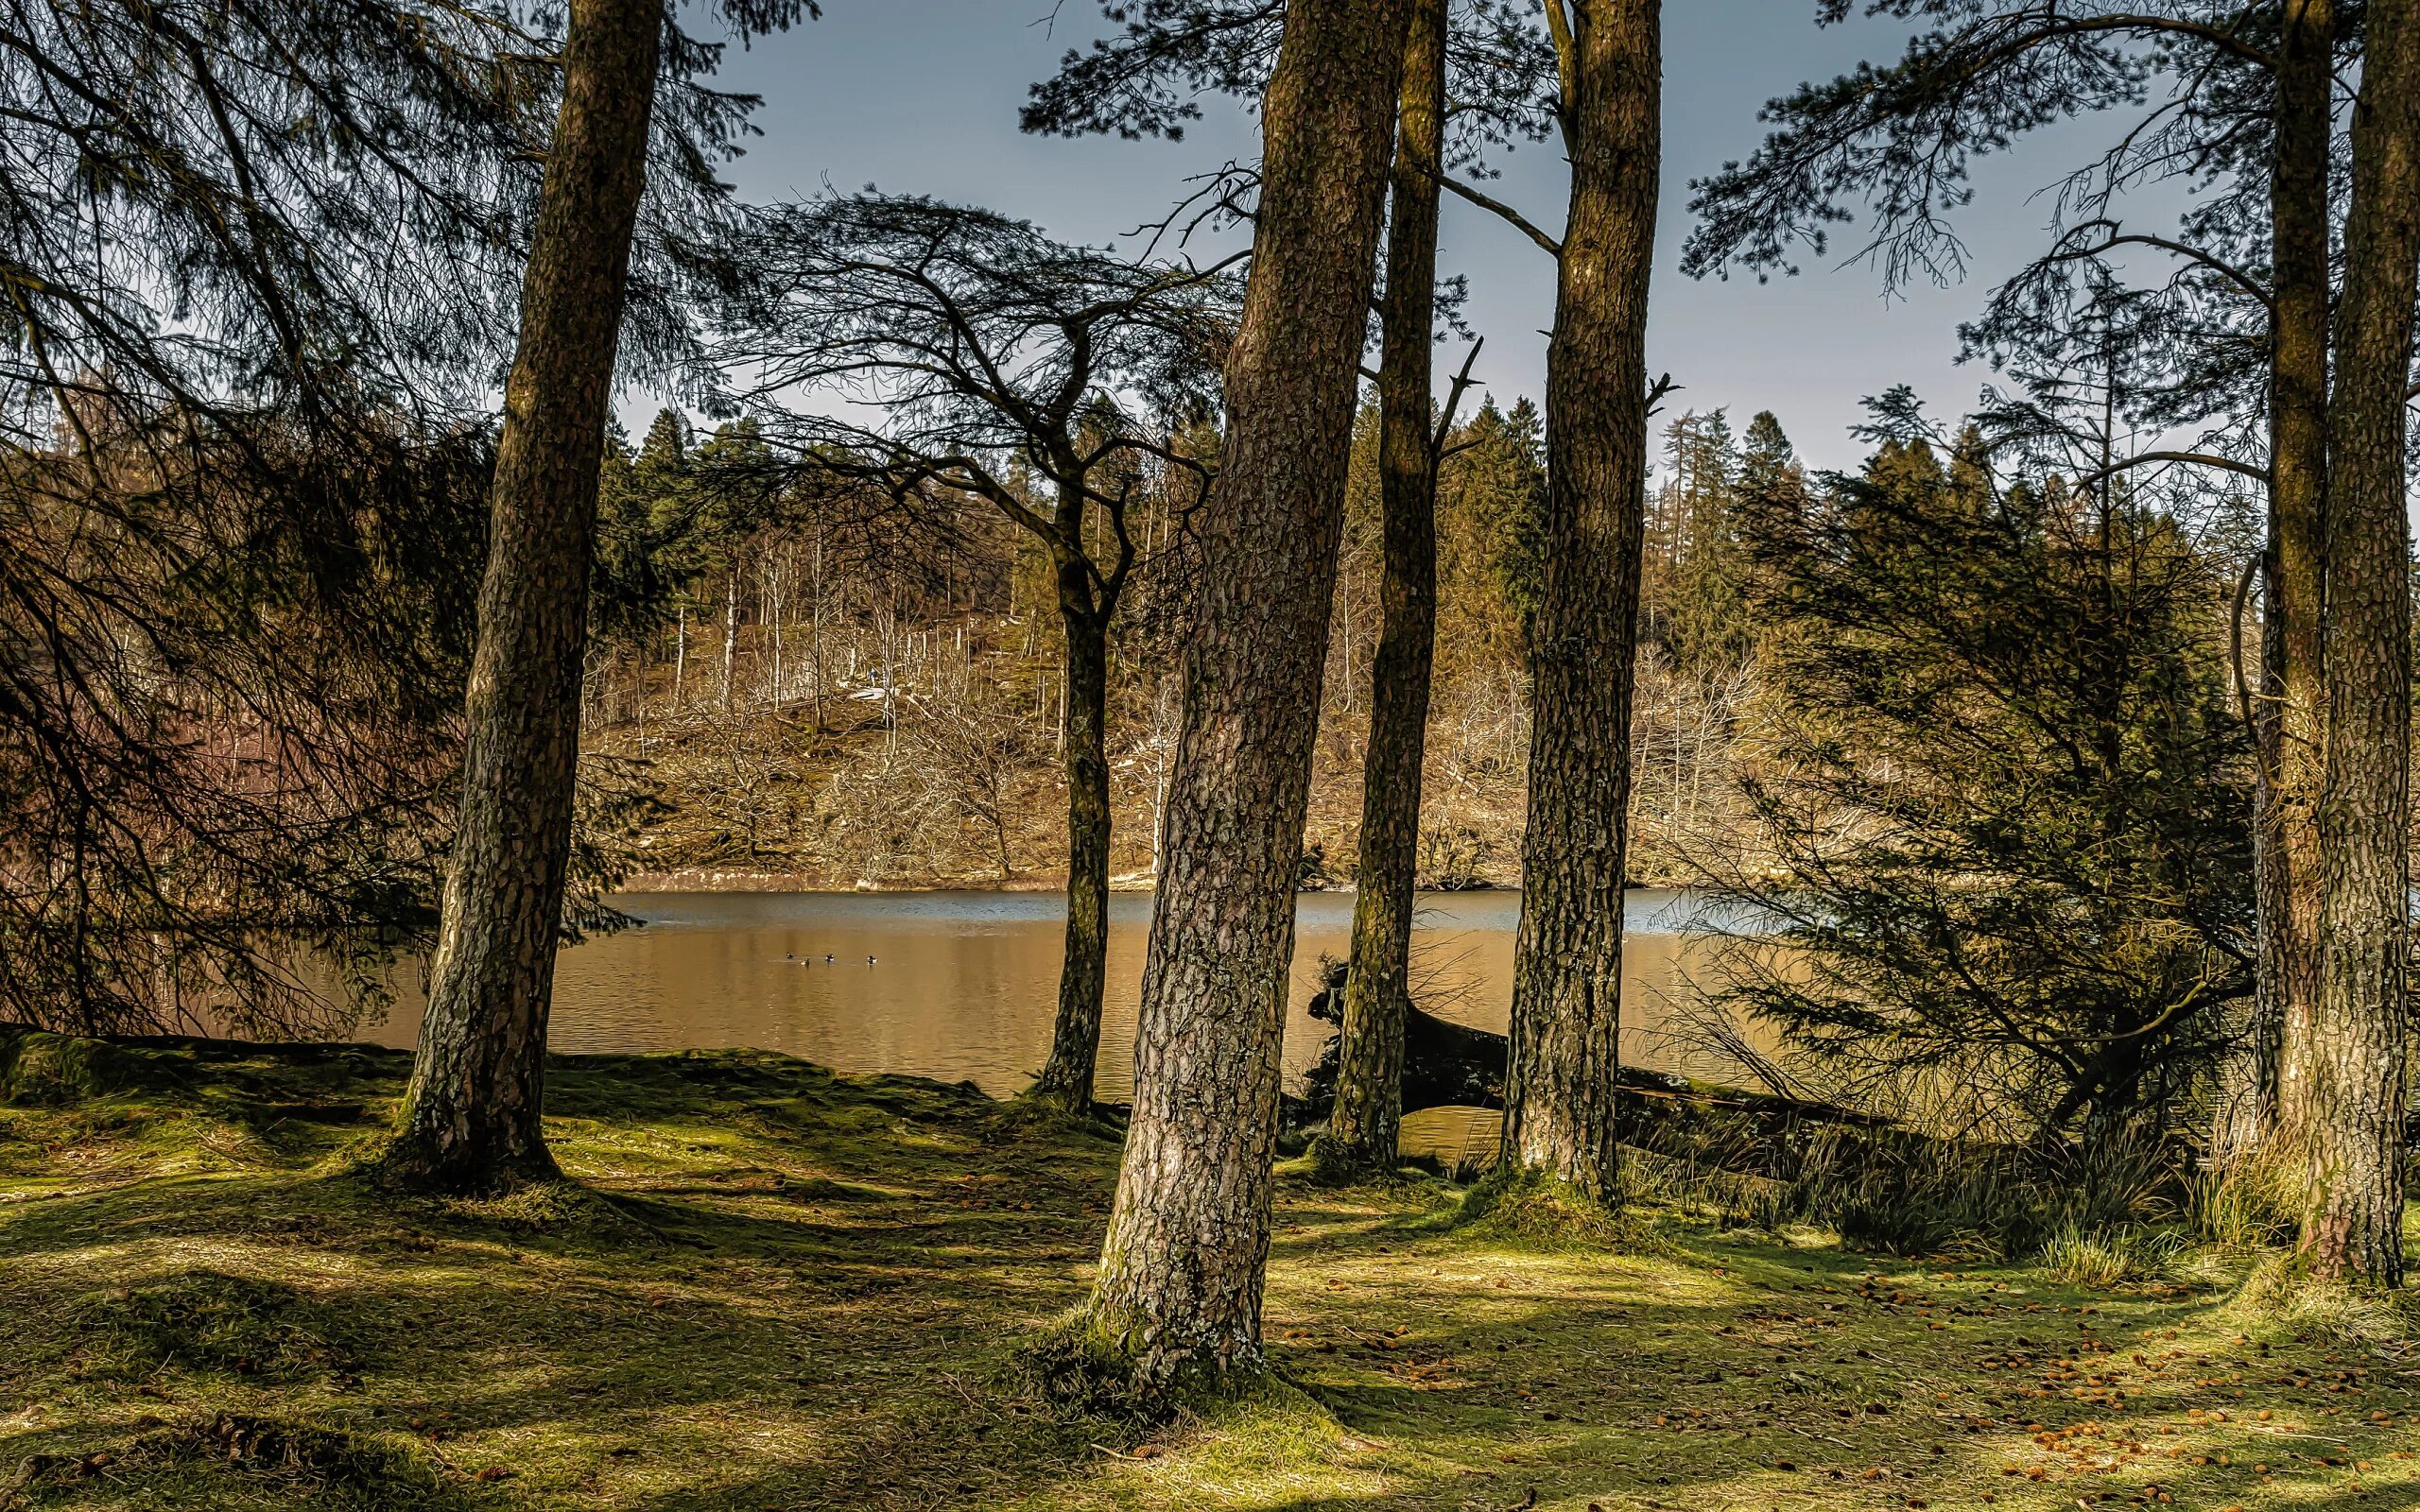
(3, 1034, 2417, 1511)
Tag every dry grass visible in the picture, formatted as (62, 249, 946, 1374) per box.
(4, 1032, 2418, 1510)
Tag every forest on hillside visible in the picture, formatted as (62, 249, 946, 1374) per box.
(574, 399, 1799, 893)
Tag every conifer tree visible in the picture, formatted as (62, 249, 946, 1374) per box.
(1679, 0, 2367, 1177)
(2306, 0, 2420, 1285)
(1042, 0, 1414, 1400)
(1706, 413, 2254, 1146)
(1495, 0, 1663, 1207)
(1321, 0, 1456, 1180)
(378, 0, 670, 1194)
(371, 0, 811, 1191)
(1027, 0, 1549, 1172)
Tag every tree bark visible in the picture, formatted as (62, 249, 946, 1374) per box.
(2305, 0, 2420, 1286)
(381, 0, 660, 1194)
(1073, 0, 1411, 1393)
(1028, 587, 1114, 1111)
(2252, 0, 2337, 1166)
(1501, 0, 1659, 1204)
(1326, 0, 1446, 1178)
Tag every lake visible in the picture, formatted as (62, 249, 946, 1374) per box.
(355, 888, 1764, 1154)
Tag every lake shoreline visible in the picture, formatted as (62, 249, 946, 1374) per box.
(615, 868, 1517, 896)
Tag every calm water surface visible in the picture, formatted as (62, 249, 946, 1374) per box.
(358, 889, 1761, 1116)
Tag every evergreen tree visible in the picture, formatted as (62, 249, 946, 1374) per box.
(2305, 0, 2420, 1285)
(1705, 419, 2256, 1147)
(1651, 408, 1754, 674)
(1678, 0, 2368, 1185)
(1500, 0, 1663, 1210)
(1439, 397, 1549, 654)
(380, 0, 816, 1195)
(1050, 0, 1414, 1400)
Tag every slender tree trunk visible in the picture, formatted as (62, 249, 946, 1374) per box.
(810, 539, 826, 733)
(769, 561, 784, 710)
(1070, 0, 1410, 1396)
(1326, 0, 1445, 1178)
(720, 569, 737, 712)
(380, 0, 660, 1194)
(1502, 0, 1658, 1203)
(2260, 0, 2334, 1163)
(673, 603, 686, 709)
(2306, 0, 2420, 1286)
(1030, 592, 1113, 1112)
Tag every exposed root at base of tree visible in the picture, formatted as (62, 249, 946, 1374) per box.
(1455, 1161, 1668, 1252)
(337, 1131, 565, 1203)
(1012, 1310, 1293, 1423)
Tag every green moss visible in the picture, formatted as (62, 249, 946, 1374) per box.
(1456, 1161, 1668, 1252)
(1, 1031, 191, 1107)
(125, 1413, 468, 1510)
(64, 1271, 355, 1383)
(6, 1036, 2417, 1511)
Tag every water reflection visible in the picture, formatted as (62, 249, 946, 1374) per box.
(357, 888, 1765, 1111)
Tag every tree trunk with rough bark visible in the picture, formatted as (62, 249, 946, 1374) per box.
(2305, 0, 2420, 1287)
(1501, 0, 1659, 1204)
(1069, 0, 1410, 1396)
(380, 0, 661, 1194)
(2249, 0, 2334, 1167)
(1028, 569, 1114, 1112)
(1324, 0, 1446, 1180)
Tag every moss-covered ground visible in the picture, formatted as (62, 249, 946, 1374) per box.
(3, 1034, 2416, 1510)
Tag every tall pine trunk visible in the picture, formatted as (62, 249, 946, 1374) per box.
(1028, 558, 1114, 1111)
(381, 0, 661, 1194)
(1501, 0, 1659, 1203)
(1325, 0, 1445, 1178)
(2305, 0, 2420, 1286)
(1070, 0, 1410, 1394)
(2238, 0, 2334, 1167)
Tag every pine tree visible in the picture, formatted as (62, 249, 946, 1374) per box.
(1500, 0, 1663, 1208)
(2305, 0, 2420, 1285)
(1048, 0, 1414, 1400)
(1681, 0, 2354, 1177)
(1322, 0, 1453, 1181)
(1708, 417, 2255, 1147)
(377, 0, 670, 1194)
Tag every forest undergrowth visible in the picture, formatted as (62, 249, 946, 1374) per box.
(2, 1033, 2415, 1511)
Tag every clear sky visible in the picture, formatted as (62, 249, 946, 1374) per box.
(673, 0, 2192, 474)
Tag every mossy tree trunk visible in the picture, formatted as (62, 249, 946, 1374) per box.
(1074, 0, 1411, 1393)
(1502, 0, 1658, 1205)
(382, 0, 661, 1194)
(1326, 0, 1446, 1179)
(2250, 0, 2334, 1167)
(2305, 0, 2420, 1287)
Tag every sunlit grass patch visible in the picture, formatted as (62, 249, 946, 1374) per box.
(6, 1035, 2417, 1511)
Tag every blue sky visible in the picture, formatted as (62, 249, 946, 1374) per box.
(667, 0, 2200, 473)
